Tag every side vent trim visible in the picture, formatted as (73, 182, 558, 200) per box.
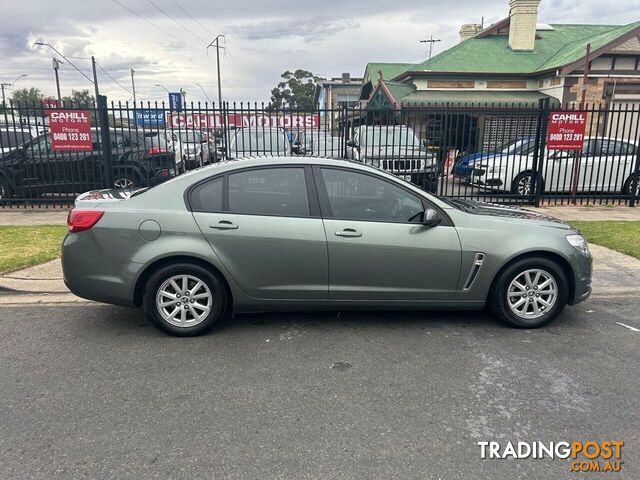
(463, 253, 485, 291)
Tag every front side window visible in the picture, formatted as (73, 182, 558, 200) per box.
(320, 168, 423, 222)
(228, 167, 310, 217)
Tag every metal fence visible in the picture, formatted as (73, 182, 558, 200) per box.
(1, 96, 639, 208)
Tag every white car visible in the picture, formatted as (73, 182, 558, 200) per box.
(166, 130, 212, 170)
(471, 137, 640, 197)
(293, 131, 343, 158)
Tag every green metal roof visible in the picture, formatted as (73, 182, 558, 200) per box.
(364, 62, 416, 86)
(409, 22, 640, 75)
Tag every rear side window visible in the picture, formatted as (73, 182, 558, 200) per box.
(0, 130, 32, 148)
(190, 177, 223, 212)
(228, 167, 310, 217)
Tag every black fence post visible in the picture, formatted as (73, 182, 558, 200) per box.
(532, 97, 550, 207)
(97, 95, 113, 189)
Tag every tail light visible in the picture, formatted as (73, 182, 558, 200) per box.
(67, 209, 104, 233)
(148, 147, 167, 155)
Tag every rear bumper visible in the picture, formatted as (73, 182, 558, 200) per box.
(62, 231, 138, 307)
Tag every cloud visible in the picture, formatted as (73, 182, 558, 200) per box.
(232, 16, 359, 42)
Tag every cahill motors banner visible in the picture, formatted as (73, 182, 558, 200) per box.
(167, 112, 320, 129)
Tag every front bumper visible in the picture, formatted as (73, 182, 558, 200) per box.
(569, 252, 593, 305)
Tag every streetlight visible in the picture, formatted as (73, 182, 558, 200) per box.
(155, 84, 170, 94)
(1, 74, 27, 108)
(34, 42, 99, 103)
(195, 83, 211, 103)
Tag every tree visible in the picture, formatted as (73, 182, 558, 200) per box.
(62, 89, 96, 108)
(270, 69, 322, 109)
(9, 88, 44, 116)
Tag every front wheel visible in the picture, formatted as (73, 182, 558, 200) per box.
(489, 257, 569, 328)
(143, 263, 228, 336)
(511, 171, 539, 196)
(0, 177, 12, 200)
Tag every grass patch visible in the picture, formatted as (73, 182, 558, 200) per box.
(0, 225, 68, 274)
(570, 221, 640, 260)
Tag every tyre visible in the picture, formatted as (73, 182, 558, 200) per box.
(489, 257, 569, 328)
(622, 173, 640, 197)
(0, 176, 12, 200)
(113, 173, 139, 189)
(143, 263, 228, 336)
(511, 171, 542, 197)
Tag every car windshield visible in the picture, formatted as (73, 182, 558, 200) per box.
(140, 131, 169, 149)
(229, 129, 286, 153)
(361, 127, 422, 148)
(493, 138, 532, 154)
(176, 131, 203, 144)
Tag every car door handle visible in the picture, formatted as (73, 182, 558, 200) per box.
(210, 220, 238, 230)
(334, 228, 362, 238)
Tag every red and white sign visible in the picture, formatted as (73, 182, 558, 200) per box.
(47, 109, 93, 151)
(167, 112, 320, 130)
(547, 111, 587, 150)
(43, 98, 59, 109)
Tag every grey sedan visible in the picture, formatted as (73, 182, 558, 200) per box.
(62, 157, 592, 336)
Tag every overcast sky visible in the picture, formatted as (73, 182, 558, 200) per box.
(1, 0, 639, 104)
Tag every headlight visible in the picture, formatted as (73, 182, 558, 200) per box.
(566, 234, 589, 255)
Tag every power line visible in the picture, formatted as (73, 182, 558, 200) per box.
(111, 0, 199, 53)
(146, 0, 209, 45)
(95, 61, 133, 96)
(169, 0, 215, 37)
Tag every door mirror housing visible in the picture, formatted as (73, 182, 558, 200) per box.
(346, 139, 357, 148)
(422, 208, 441, 228)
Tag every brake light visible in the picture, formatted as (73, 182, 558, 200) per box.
(67, 209, 104, 233)
(148, 147, 167, 155)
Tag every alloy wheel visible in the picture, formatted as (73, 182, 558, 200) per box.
(156, 274, 213, 327)
(516, 175, 532, 196)
(507, 269, 557, 320)
(113, 177, 135, 189)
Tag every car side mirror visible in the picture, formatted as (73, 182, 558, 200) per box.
(422, 208, 441, 228)
(346, 139, 357, 148)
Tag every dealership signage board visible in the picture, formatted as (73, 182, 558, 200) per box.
(134, 109, 166, 127)
(43, 98, 59, 109)
(168, 92, 183, 112)
(166, 112, 320, 129)
(47, 110, 93, 151)
(547, 112, 587, 150)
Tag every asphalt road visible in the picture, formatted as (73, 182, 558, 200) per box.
(1, 296, 638, 480)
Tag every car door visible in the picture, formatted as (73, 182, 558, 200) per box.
(315, 166, 461, 301)
(191, 165, 328, 300)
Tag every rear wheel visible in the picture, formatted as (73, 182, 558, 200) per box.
(489, 257, 569, 328)
(143, 263, 228, 336)
(113, 173, 139, 189)
(623, 173, 640, 197)
(0, 177, 12, 200)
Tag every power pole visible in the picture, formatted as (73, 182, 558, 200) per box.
(419, 35, 442, 62)
(207, 35, 225, 108)
(52, 58, 62, 102)
(91, 56, 100, 106)
(0, 74, 28, 108)
(131, 68, 137, 105)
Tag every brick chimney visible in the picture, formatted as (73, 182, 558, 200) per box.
(508, 0, 540, 51)
(459, 24, 483, 42)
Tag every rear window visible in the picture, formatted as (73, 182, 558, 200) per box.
(190, 177, 223, 212)
(0, 130, 32, 148)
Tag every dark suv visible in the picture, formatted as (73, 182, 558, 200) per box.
(0, 128, 177, 199)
